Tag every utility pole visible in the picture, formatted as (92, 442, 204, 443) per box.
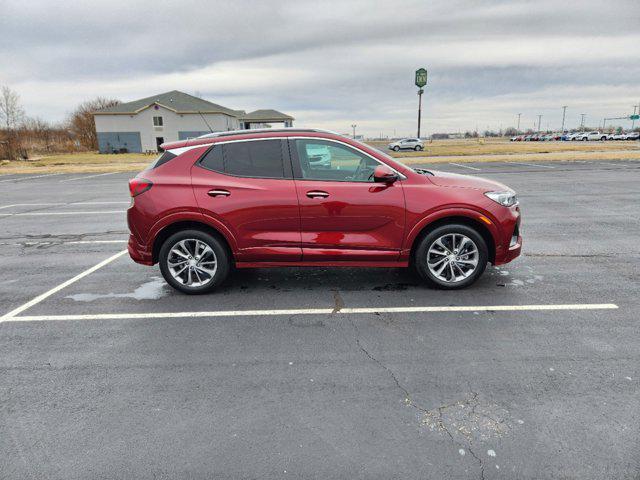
(580, 113, 586, 131)
(516, 113, 521, 132)
(537, 114, 543, 133)
(414, 68, 427, 138)
(633, 104, 639, 130)
(561, 106, 567, 133)
(351, 124, 357, 139)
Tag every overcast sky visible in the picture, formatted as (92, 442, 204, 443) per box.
(1, 0, 639, 136)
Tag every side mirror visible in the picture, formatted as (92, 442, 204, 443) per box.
(373, 165, 398, 184)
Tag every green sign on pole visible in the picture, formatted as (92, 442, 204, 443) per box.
(415, 68, 427, 88)
(630, 114, 640, 120)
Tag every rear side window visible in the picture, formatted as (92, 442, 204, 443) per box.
(223, 140, 284, 178)
(199, 139, 285, 179)
(199, 145, 224, 172)
(146, 151, 176, 170)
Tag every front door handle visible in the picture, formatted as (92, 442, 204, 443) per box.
(306, 190, 329, 198)
(208, 189, 230, 197)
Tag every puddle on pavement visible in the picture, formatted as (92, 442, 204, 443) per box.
(66, 277, 167, 302)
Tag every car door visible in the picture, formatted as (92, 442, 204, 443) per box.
(191, 138, 301, 262)
(289, 138, 405, 262)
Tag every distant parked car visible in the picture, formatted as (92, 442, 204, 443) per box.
(306, 143, 331, 168)
(388, 138, 424, 151)
(510, 135, 525, 141)
(625, 131, 640, 140)
(576, 131, 607, 141)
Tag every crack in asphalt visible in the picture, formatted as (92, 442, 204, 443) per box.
(0, 231, 129, 248)
(332, 290, 345, 314)
(344, 308, 486, 479)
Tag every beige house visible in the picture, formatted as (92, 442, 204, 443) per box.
(93, 90, 293, 153)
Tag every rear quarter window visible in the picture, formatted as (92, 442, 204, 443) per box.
(146, 151, 177, 170)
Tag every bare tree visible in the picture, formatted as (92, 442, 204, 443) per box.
(0, 85, 26, 159)
(0, 85, 25, 129)
(68, 97, 120, 150)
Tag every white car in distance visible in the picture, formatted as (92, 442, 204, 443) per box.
(576, 131, 608, 141)
(388, 138, 424, 151)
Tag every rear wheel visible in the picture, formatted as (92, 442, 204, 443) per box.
(159, 229, 230, 294)
(414, 145, 423, 151)
(414, 224, 488, 289)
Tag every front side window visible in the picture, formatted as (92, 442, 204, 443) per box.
(153, 116, 163, 126)
(199, 139, 285, 179)
(294, 139, 380, 182)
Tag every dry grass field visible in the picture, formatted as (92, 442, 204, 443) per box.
(0, 152, 151, 175)
(368, 137, 640, 163)
(1, 138, 639, 175)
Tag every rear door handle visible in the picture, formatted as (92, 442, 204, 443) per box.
(306, 190, 329, 198)
(208, 189, 230, 197)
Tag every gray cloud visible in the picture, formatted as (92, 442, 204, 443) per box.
(1, 0, 638, 135)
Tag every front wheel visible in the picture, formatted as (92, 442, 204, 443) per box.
(159, 229, 230, 294)
(413, 224, 488, 289)
(393, 146, 400, 152)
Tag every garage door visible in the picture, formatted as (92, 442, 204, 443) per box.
(97, 132, 142, 153)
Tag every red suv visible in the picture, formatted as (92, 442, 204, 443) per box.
(128, 129, 521, 294)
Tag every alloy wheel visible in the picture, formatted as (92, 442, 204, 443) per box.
(167, 238, 218, 287)
(426, 233, 479, 283)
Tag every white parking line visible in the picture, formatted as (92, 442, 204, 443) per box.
(0, 211, 123, 217)
(60, 172, 121, 182)
(449, 163, 481, 171)
(0, 173, 64, 183)
(0, 250, 128, 320)
(504, 161, 555, 169)
(0, 202, 128, 210)
(1, 303, 619, 323)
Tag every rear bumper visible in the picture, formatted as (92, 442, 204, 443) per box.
(128, 234, 153, 265)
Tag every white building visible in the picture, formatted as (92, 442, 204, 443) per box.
(93, 90, 293, 153)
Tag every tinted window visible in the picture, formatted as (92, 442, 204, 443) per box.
(223, 140, 284, 178)
(147, 151, 176, 170)
(294, 139, 379, 182)
(199, 145, 224, 172)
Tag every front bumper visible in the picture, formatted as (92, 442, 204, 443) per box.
(493, 206, 522, 265)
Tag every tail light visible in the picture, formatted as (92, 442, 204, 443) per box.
(129, 178, 153, 197)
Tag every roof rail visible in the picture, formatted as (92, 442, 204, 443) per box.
(197, 127, 343, 139)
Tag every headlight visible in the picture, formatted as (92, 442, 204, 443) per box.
(484, 191, 518, 207)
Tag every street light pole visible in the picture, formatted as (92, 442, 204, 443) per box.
(417, 89, 424, 138)
(561, 106, 567, 132)
(633, 105, 639, 130)
(516, 113, 521, 132)
(414, 68, 428, 139)
(537, 114, 543, 133)
(351, 124, 357, 139)
(580, 114, 586, 131)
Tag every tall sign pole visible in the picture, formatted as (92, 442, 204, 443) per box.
(561, 106, 567, 132)
(415, 68, 427, 138)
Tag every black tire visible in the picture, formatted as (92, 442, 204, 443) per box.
(413, 224, 488, 289)
(582, 137, 587, 141)
(393, 146, 400, 152)
(414, 145, 423, 151)
(159, 229, 230, 294)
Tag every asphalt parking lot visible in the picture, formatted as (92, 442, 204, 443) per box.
(1, 159, 639, 479)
